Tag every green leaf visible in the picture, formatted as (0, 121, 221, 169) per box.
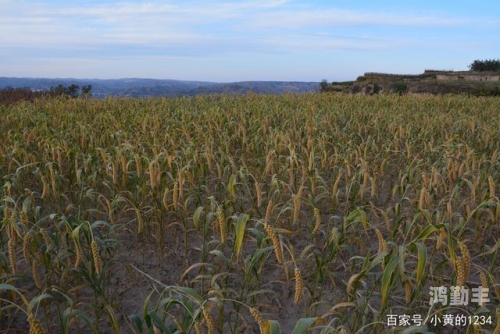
(63, 308, 95, 333)
(105, 304, 120, 334)
(180, 263, 213, 285)
(209, 250, 230, 264)
(476, 239, 500, 257)
(410, 242, 427, 286)
(366, 250, 387, 273)
(267, 319, 281, 334)
(401, 325, 432, 334)
(234, 213, 249, 258)
(0, 284, 29, 309)
(247, 289, 277, 299)
(381, 256, 399, 309)
(29, 293, 54, 310)
(148, 310, 172, 333)
(0, 283, 21, 293)
(128, 314, 143, 332)
(71, 223, 84, 241)
(193, 206, 205, 230)
(244, 246, 274, 277)
(398, 245, 407, 279)
(412, 224, 438, 242)
(142, 291, 155, 327)
(171, 286, 204, 304)
(228, 173, 237, 198)
(291, 317, 318, 334)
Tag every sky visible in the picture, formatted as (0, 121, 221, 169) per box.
(1, 0, 499, 82)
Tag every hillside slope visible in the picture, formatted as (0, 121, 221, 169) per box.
(327, 70, 500, 96)
(0, 77, 320, 97)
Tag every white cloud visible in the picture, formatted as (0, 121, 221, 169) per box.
(246, 9, 470, 30)
(1, 1, 476, 52)
(1, 0, 498, 80)
(1, 1, 476, 37)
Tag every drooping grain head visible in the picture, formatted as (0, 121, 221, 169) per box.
(162, 187, 169, 210)
(418, 187, 426, 211)
(217, 206, 226, 244)
(488, 176, 496, 201)
(472, 323, 482, 334)
(249, 308, 266, 334)
(264, 223, 283, 264)
(370, 176, 376, 199)
(494, 309, 500, 334)
(8, 239, 17, 275)
(293, 196, 301, 223)
(193, 322, 202, 334)
(202, 309, 216, 334)
(172, 317, 185, 333)
(405, 280, 412, 305)
(455, 257, 466, 287)
(480, 272, 488, 290)
(265, 199, 274, 222)
(28, 314, 46, 334)
(254, 182, 262, 208)
(458, 241, 470, 282)
(91, 240, 102, 275)
(172, 181, 179, 208)
(23, 232, 32, 265)
(294, 267, 303, 304)
(32, 261, 43, 290)
(375, 228, 388, 253)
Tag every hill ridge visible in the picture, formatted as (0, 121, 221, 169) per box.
(0, 77, 319, 97)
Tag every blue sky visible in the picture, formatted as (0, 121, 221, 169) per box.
(1, 0, 499, 82)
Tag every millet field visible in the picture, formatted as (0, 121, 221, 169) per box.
(0, 93, 499, 333)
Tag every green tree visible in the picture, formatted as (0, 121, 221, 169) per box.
(468, 59, 500, 72)
(81, 85, 92, 97)
(319, 79, 330, 92)
(67, 84, 80, 98)
(50, 84, 92, 98)
(51, 84, 68, 96)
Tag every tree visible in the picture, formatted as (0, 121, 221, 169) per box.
(81, 85, 92, 97)
(49, 84, 92, 98)
(319, 79, 330, 92)
(67, 84, 80, 98)
(51, 84, 68, 96)
(468, 59, 500, 72)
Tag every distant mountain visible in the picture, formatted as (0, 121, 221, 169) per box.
(0, 77, 320, 97)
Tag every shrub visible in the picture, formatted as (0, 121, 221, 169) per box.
(390, 82, 408, 95)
